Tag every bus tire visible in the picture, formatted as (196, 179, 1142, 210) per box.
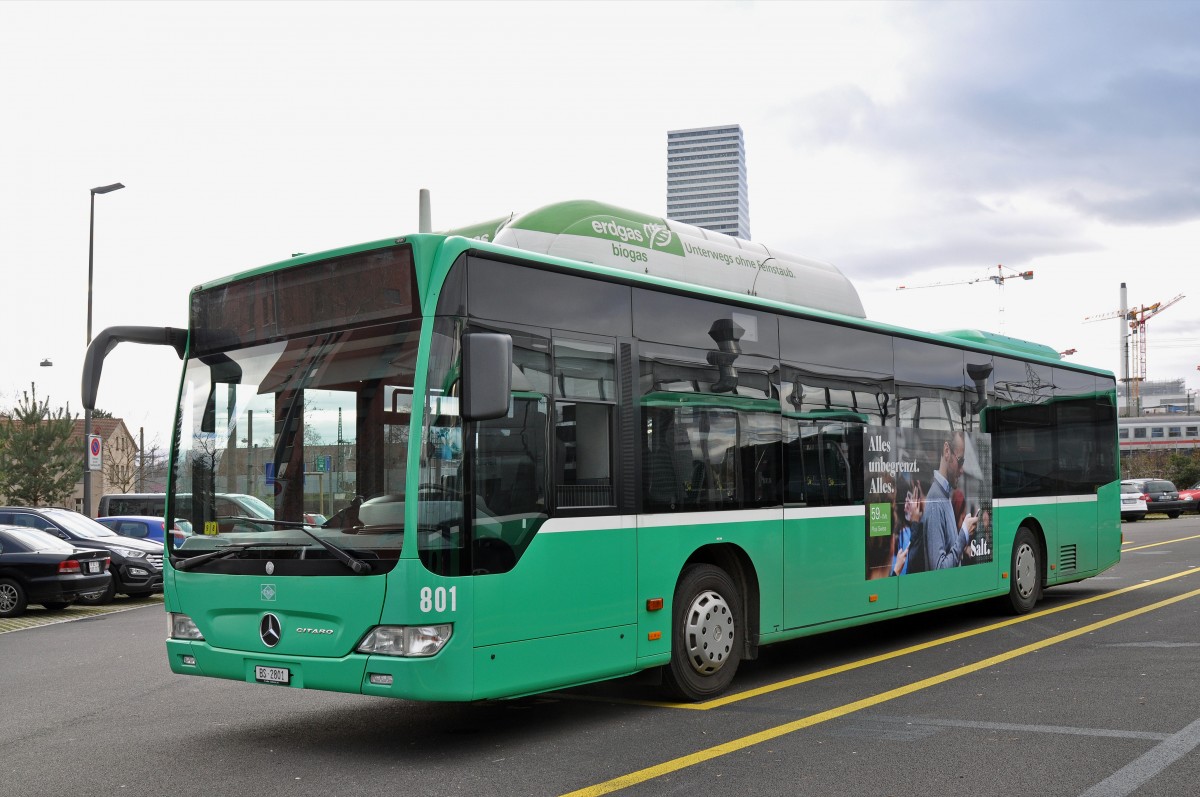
(664, 564, 742, 702)
(1007, 527, 1042, 614)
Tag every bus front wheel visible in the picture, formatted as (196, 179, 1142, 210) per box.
(1007, 527, 1042, 614)
(664, 564, 742, 702)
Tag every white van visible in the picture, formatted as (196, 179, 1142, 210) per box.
(98, 493, 275, 529)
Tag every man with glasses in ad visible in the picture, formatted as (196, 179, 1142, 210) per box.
(918, 430, 979, 571)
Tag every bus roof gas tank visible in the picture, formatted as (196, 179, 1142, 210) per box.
(445, 200, 866, 319)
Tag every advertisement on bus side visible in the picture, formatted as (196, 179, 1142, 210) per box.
(865, 426, 994, 579)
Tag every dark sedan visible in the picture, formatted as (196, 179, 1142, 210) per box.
(0, 507, 163, 605)
(1120, 478, 1187, 519)
(0, 526, 111, 617)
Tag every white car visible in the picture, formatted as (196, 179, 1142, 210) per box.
(1120, 483, 1147, 522)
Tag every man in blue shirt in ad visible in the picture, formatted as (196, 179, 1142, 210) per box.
(922, 430, 978, 570)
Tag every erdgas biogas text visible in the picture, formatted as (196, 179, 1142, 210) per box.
(591, 219, 644, 243)
(611, 242, 648, 264)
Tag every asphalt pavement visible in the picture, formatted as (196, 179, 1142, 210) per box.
(3, 515, 1198, 797)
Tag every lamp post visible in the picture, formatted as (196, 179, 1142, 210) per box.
(83, 182, 124, 516)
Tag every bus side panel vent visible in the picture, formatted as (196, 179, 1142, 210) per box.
(1059, 544, 1078, 572)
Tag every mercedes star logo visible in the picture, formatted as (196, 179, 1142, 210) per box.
(260, 613, 282, 647)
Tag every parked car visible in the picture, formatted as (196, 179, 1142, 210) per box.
(1119, 479, 1186, 519)
(0, 507, 163, 604)
(1179, 481, 1200, 514)
(96, 515, 192, 546)
(0, 526, 111, 617)
(1119, 483, 1147, 522)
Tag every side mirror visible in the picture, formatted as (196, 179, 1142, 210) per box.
(83, 326, 187, 410)
(462, 332, 512, 422)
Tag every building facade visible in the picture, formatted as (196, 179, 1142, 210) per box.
(70, 417, 143, 516)
(0, 415, 141, 515)
(1118, 378, 1196, 417)
(666, 125, 751, 239)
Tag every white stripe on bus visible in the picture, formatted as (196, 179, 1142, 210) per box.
(535, 496, 1097, 534)
(993, 494, 1097, 508)
(537, 506, 863, 534)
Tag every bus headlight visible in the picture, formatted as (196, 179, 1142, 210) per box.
(169, 613, 205, 640)
(356, 625, 452, 657)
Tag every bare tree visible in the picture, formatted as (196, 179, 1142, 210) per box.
(139, 441, 170, 492)
(104, 434, 140, 493)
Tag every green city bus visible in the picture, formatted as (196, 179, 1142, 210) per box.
(83, 199, 1120, 701)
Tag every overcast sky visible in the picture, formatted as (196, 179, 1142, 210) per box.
(2, 0, 1198, 447)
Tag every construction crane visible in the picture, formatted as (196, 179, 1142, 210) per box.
(897, 264, 1034, 331)
(1084, 291, 1185, 415)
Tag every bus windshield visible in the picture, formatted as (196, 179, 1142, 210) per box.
(170, 320, 423, 573)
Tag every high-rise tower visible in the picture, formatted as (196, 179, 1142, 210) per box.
(666, 125, 750, 239)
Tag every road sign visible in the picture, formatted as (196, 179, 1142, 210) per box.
(87, 434, 102, 471)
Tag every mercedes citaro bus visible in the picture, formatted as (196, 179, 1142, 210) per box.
(82, 199, 1119, 702)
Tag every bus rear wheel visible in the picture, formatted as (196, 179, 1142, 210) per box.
(1007, 527, 1042, 614)
(664, 564, 742, 702)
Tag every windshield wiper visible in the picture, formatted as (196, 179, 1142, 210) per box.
(173, 542, 308, 571)
(218, 516, 374, 575)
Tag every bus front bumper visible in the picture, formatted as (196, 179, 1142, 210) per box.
(165, 639, 476, 701)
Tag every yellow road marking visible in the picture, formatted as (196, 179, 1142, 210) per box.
(1123, 533, 1200, 552)
(600, 566, 1200, 711)
(562, 586, 1200, 796)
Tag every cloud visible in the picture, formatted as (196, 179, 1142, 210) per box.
(1061, 186, 1200, 226)
(777, 1, 1200, 261)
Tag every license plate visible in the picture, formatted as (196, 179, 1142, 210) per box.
(86, 561, 101, 574)
(255, 666, 290, 684)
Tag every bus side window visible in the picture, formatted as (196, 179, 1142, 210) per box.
(555, 402, 615, 509)
(784, 420, 864, 506)
(643, 408, 687, 511)
(552, 337, 617, 512)
(473, 398, 547, 517)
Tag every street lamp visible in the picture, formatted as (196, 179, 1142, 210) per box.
(83, 182, 125, 516)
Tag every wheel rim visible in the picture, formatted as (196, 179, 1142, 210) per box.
(0, 584, 17, 612)
(682, 589, 735, 676)
(1013, 542, 1037, 600)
